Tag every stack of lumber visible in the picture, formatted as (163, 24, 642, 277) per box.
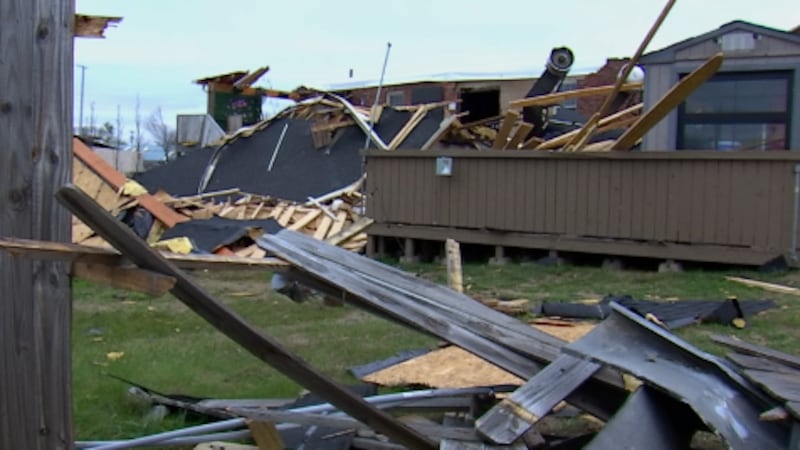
(159, 183, 371, 254)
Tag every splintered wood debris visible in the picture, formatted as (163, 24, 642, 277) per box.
(71, 137, 371, 261)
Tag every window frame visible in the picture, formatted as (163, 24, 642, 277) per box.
(677, 70, 793, 150)
(386, 90, 405, 107)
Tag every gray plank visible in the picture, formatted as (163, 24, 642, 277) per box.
(476, 354, 600, 444)
(726, 352, 800, 375)
(711, 334, 800, 370)
(270, 228, 625, 393)
(743, 369, 800, 402)
(260, 230, 628, 420)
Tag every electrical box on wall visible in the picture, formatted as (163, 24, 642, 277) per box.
(436, 157, 453, 176)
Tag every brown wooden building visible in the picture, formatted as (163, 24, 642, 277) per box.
(365, 150, 800, 266)
(363, 22, 800, 267)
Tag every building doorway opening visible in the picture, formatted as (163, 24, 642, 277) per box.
(460, 88, 500, 122)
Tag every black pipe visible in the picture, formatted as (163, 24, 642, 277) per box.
(523, 47, 575, 137)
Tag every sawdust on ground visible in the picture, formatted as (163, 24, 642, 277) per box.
(363, 321, 596, 389)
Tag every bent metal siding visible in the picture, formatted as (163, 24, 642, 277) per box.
(364, 150, 800, 266)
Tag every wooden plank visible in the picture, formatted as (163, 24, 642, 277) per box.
(476, 354, 601, 444)
(73, 138, 189, 228)
(388, 107, 428, 150)
(247, 420, 285, 450)
(72, 262, 176, 297)
(0, 0, 74, 448)
(326, 217, 374, 246)
(0, 237, 288, 270)
(421, 114, 460, 150)
(504, 122, 534, 150)
(74, 160, 106, 198)
(743, 369, 800, 403)
(535, 104, 643, 150)
(724, 276, 800, 296)
(326, 210, 348, 237)
(277, 206, 296, 227)
(491, 110, 520, 149)
(94, 182, 121, 210)
(726, 352, 800, 375)
(313, 215, 334, 240)
(268, 203, 286, 219)
(445, 239, 463, 293)
(73, 14, 121, 38)
(55, 185, 436, 450)
(711, 334, 800, 370)
(288, 209, 322, 231)
(509, 83, 643, 109)
(613, 53, 723, 150)
(570, 0, 677, 151)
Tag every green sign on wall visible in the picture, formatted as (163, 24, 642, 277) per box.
(211, 91, 263, 129)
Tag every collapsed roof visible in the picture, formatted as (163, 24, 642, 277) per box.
(135, 94, 449, 201)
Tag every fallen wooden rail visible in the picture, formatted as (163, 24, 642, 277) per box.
(55, 184, 437, 450)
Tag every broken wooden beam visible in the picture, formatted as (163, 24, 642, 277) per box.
(476, 354, 600, 444)
(612, 53, 723, 150)
(56, 184, 436, 450)
(445, 239, 463, 293)
(504, 122, 535, 150)
(421, 114, 461, 150)
(326, 217, 374, 246)
(724, 276, 800, 296)
(0, 237, 288, 270)
(492, 110, 521, 149)
(74, 14, 122, 38)
(509, 83, 643, 109)
(534, 103, 642, 150)
(71, 262, 176, 297)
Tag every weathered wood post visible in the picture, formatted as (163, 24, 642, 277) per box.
(0, 0, 75, 449)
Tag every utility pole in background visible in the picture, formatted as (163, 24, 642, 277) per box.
(77, 64, 87, 135)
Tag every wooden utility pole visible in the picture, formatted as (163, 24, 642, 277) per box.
(0, 0, 75, 449)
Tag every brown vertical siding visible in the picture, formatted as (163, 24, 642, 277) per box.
(366, 151, 800, 263)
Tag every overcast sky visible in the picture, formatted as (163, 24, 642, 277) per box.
(74, 0, 798, 143)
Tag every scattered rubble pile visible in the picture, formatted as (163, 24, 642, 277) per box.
(52, 202, 798, 449)
(71, 137, 371, 257)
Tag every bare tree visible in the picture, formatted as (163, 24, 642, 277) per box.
(145, 107, 176, 161)
(134, 94, 144, 153)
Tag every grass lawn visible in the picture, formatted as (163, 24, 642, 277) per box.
(72, 260, 800, 444)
